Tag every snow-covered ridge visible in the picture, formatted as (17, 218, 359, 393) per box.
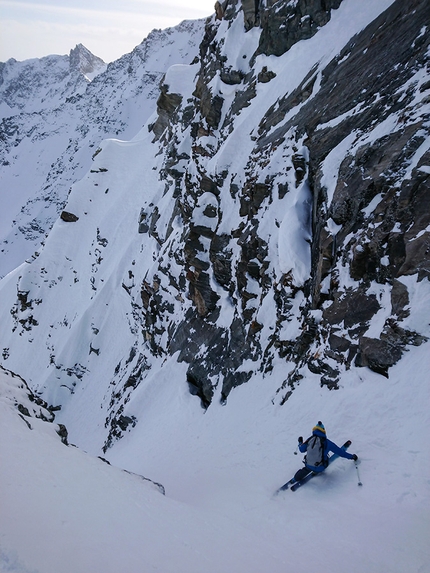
(0, 20, 207, 279)
(0, 44, 105, 114)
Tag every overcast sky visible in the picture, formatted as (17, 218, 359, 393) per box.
(0, 0, 216, 63)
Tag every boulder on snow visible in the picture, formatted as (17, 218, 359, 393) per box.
(60, 211, 79, 222)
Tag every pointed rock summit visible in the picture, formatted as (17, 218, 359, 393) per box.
(69, 43, 106, 79)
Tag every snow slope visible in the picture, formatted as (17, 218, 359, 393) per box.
(1, 343, 429, 573)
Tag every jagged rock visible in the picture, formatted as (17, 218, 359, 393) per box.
(390, 279, 410, 319)
(117, 415, 136, 432)
(220, 69, 244, 85)
(210, 233, 233, 289)
(329, 333, 351, 353)
(151, 85, 183, 139)
(323, 291, 380, 330)
(329, 125, 423, 229)
(170, 311, 255, 406)
(225, 79, 257, 122)
(355, 337, 402, 377)
(187, 366, 215, 408)
(219, 0, 242, 21)
(242, 0, 259, 31)
(200, 175, 219, 195)
(292, 153, 307, 187)
(138, 209, 149, 234)
(381, 319, 428, 349)
(257, 0, 343, 57)
(257, 67, 276, 84)
(308, 358, 338, 379)
(204, 93, 224, 130)
(221, 370, 252, 402)
(69, 44, 105, 77)
(215, 1, 224, 20)
(1, 366, 68, 442)
(240, 182, 271, 217)
(56, 424, 69, 445)
(257, 66, 318, 139)
(397, 166, 430, 280)
(188, 269, 220, 316)
(104, 410, 137, 451)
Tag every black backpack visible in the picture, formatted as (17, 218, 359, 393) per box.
(305, 435, 326, 467)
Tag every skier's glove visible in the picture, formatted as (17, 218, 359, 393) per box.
(352, 454, 358, 461)
(298, 436, 303, 444)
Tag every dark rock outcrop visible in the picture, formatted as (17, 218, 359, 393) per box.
(257, 0, 343, 57)
(0, 365, 68, 444)
(151, 85, 183, 139)
(60, 211, 79, 222)
(146, 0, 430, 401)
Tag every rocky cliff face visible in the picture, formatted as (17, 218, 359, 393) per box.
(145, 0, 429, 406)
(0, 0, 428, 452)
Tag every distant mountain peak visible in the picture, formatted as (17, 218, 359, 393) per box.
(69, 43, 106, 79)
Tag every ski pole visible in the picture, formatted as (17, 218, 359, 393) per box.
(355, 460, 362, 486)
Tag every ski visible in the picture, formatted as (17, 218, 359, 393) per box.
(276, 479, 294, 493)
(276, 440, 351, 494)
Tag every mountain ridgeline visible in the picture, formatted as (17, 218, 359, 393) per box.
(0, 0, 429, 453)
(0, 23, 206, 278)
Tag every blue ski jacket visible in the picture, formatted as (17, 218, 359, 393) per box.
(299, 429, 354, 472)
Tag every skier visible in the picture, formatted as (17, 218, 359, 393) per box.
(292, 421, 358, 483)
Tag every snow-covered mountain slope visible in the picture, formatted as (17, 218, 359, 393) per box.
(0, 44, 106, 114)
(0, 0, 429, 570)
(1, 339, 429, 573)
(0, 21, 206, 278)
